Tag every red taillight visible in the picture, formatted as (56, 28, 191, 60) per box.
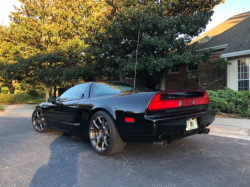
(125, 117, 134, 123)
(148, 91, 209, 111)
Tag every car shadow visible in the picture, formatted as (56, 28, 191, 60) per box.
(29, 132, 219, 186)
(29, 131, 91, 187)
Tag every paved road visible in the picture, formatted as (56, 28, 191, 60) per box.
(0, 117, 249, 187)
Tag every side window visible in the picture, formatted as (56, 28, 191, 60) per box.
(59, 83, 88, 101)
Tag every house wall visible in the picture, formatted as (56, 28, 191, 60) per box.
(164, 52, 225, 91)
(165, 66, 198, 90)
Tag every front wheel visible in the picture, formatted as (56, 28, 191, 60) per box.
(32, 108, 49, 133)
(89, 111, 126, 155)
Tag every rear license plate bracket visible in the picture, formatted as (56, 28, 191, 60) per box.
(186, 118, 198, 131)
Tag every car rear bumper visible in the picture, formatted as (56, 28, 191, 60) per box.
(120, 108, 215, 143)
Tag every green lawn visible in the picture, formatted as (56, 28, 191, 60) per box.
(31, 105, 37, 110)
(27, 98, 46, 104)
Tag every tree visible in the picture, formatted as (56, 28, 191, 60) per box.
(86, 0, 224, 88)
(0, 25, 28, 94)
(187, 58, 230, 91)
(6, 0, 108, 100)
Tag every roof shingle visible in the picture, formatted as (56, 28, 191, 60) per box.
(192, 11, 250, 54)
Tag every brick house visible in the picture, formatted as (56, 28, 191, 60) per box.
(171, 10, 250, 91)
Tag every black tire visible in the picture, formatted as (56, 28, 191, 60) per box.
(89, 111, 126, 155)
(32, 108, 50, 133)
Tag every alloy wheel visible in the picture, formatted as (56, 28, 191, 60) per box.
(89, 115, 111, 152)
(32, 109, 47, 132)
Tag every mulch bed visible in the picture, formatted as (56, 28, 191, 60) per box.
(216, 112, 250, 119)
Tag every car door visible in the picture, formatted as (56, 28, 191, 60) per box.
(45, 83, 90, 132)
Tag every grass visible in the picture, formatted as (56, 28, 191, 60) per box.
(27, 98, 46, 104)
(31, 105, 37, 110)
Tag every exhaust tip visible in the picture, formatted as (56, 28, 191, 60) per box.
(153, 141, 168, 147)
(203, 128, 210, 134)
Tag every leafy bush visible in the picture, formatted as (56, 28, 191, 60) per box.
(0, 105, 3, 110)
(0, 94, 32, 104)
(27, 89, 39, 97)
(0, 87, 10, 94)
(239, 90, 250, 99)
(208, 88, 250, 117)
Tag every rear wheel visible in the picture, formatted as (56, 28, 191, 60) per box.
(32, 108, 49, 133)
(89, 111, 126, 155)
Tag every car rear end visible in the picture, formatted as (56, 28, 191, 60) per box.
(141, 90, 215, 144)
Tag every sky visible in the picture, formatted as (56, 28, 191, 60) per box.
(0, 0, 249, 34)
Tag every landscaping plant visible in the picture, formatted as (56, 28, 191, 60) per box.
(208, 88, 250, 117)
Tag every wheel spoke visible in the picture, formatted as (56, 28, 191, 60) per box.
(33, 114, 39, 118)
(93, 120, 100, 129)
(90, 137, 97, 141)
(101, 141, 105, 151)
(103, 136, 108, 147)
(95, 135, 101, 148)
(36, 111, 41, 119)
(101, 118, 105, 128)
(98, 116, 102, 125)
(105, 131, 110, 137)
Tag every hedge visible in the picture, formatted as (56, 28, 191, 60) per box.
(207, 88, 250, 117)
(0, 94, 32, 104)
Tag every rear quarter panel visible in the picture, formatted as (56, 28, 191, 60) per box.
(78, 92, 155, 135)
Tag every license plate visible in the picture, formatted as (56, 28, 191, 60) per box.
(186, 118, 198, 131)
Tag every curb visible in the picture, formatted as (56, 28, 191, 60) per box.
(0, 112, 32, 117)
(209, 124, 250, 137)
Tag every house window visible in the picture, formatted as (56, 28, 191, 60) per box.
(186, 65, 198, 72)
(238, 59, 249, 91)
(169, 66, 180, 74)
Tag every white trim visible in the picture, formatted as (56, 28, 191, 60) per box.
(221, 50, 250, 58)
(236, 61, 238, 91)
(225, 58, 229, 87)
(197, 44, 228, 51)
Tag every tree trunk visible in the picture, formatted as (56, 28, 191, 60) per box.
(54, 85, 57, 97)
(160, 74, 166, 90)
(8, 86, 15, 94)
(45, 83, 50, 101)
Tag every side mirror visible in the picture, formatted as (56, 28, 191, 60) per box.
(48, 96, 56, 103)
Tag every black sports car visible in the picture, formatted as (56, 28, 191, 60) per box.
(32, 81, 215, 155)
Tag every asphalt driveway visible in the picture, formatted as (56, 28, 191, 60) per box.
(0, 116, 250, 187)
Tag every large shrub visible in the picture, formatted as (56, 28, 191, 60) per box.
(0, 87, 10, 94)
(208, 88, 250, 117)
(27, 89, 39, 97)
(0, 94, 32, 104)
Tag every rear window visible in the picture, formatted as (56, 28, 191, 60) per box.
(90, 82, 153, 98)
